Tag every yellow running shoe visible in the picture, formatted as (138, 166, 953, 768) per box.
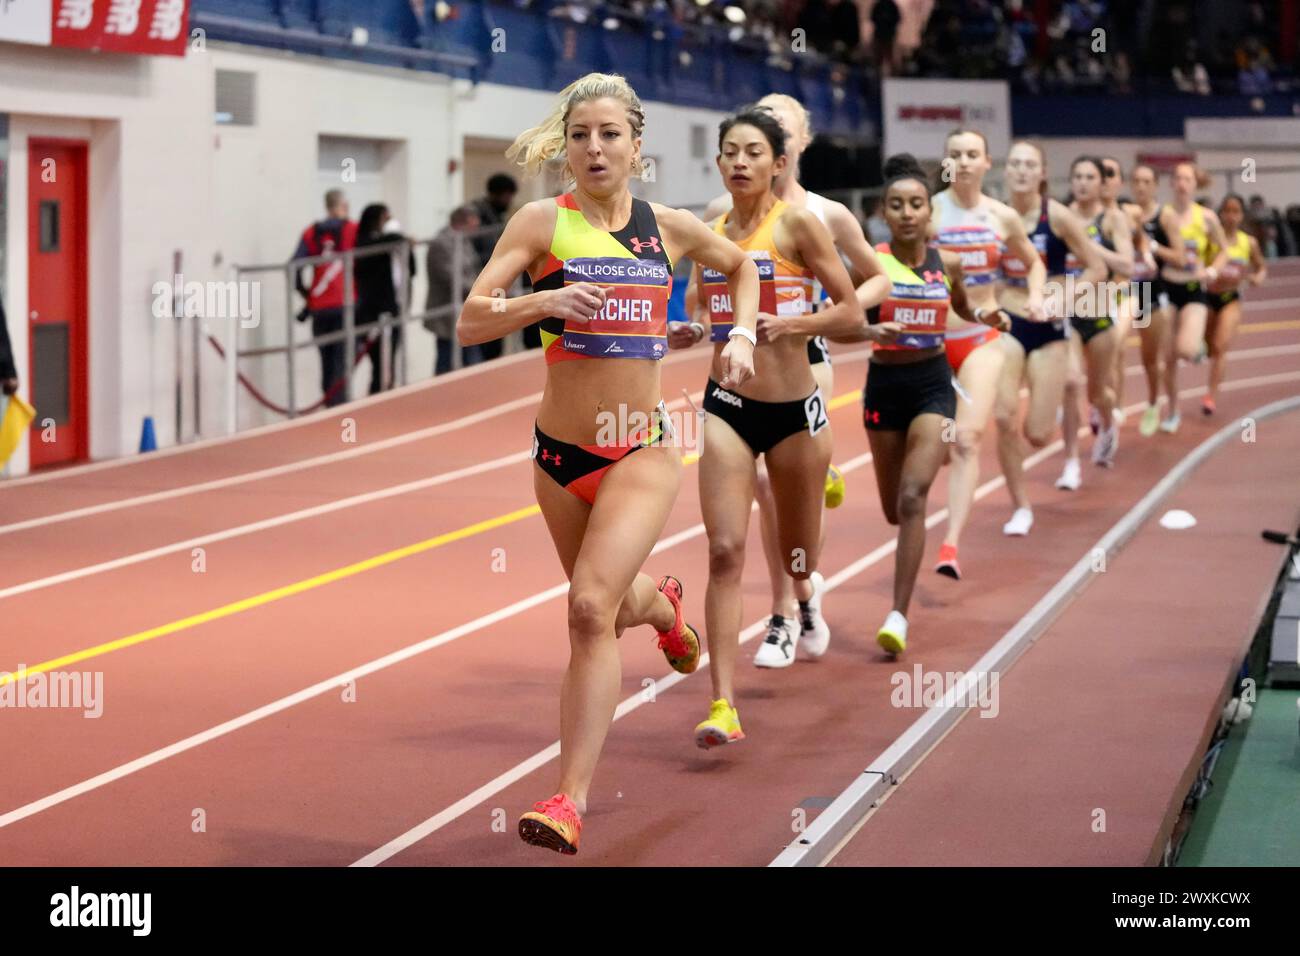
(519, 793, 582, 855)
(695, 698, 745, 749)
(876, 610, 908, 656)
(824, 464, 846, 509)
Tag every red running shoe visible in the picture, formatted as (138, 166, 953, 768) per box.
(654, 575, 701, 674)
(934, 543, 962, 580)
(519, 793, 582, 855)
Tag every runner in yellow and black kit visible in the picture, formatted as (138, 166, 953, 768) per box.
(678, 107, 870, 747)
(460, 74, 758, 855)
(1059, 156, 1133, 483)
(1154, 162, 1231, 433)
(1203, 194, 1267, 415)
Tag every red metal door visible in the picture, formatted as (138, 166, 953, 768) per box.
(27, 140, 88, 468)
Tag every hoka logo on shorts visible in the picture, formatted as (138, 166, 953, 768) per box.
(711, 386, 743, 408)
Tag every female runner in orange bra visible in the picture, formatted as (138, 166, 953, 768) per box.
(458, 73, 758, 855)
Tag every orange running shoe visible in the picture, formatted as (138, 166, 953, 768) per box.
(934, 543, 961, 580)
(519, 793, 582, 855)
(654, 575, 701, 674)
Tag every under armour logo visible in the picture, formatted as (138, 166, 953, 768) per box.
(923, 270, 945, 283)
(865, 409, 880, 424)
(630, 236, 661, 254)
(541, 450, 562, 466)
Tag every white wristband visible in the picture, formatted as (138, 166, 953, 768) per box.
(689, 322, 706, 342)
(727, 326, 757, 346)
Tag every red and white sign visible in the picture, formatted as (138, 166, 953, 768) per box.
(882, 79, 1012, 161)
(0, 0, 189, 56)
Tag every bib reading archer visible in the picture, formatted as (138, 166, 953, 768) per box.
(561, 257, 670, 359)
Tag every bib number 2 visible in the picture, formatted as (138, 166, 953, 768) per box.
(804, 391, 829, 436)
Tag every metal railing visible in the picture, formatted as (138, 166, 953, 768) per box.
(222, 222, 509, 434)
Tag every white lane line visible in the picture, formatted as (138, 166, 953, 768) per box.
(781, 391, 1300, 867)
(0, 451, 528, 600)
(0, 335, 780, 496)
(0, 353, 877, 595)
(350, 369, 1300, 866)
(0, 347, 874, 534)
(5, 368, 1296, 847)
(0, 393, 542, 535)
(0, 482, 825, 833)
(0, 345, 545, 487)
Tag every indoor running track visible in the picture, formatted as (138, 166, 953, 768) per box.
(2, 263, 1298, 866)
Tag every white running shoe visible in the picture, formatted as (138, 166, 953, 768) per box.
(1055, 458, 1082, 491)
(1003, 507, 1034, 536)
(799, 572, 831, 659)
(1159, 411, 1182, 434)
(1092, 425, 1119, 468)
(753, 614, 799, 668)
(876, 610, 908, 655)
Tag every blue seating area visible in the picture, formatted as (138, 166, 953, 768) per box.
(191, 0, 1300, 144)
(191, 0, 874, 138)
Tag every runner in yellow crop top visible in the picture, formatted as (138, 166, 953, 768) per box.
(1202, 193, 1267, 416)
(457, 74, 758, 856)
(672, 106, 879, 748)
(1154, 162, 1231, 432)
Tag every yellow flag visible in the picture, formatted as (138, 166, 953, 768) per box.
(0, 394, 36, 470)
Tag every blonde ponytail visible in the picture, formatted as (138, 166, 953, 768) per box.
(506, 73, 646, 182)
(756, 93, 813, 144)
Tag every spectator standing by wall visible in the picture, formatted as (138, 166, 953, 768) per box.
(294, 189, 359, 408)
(869, 0, 901, 74)
(354, 203, 411, 394)
(469, 174, 519, 361)
(425, 204, 484, 375)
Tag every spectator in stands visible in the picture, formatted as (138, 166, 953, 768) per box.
(354, 203, 412, 395)
(1259, 220, 1279, 259)
(1237, 38, 1273, 95)
(1286, 206, 1300, 257)
(870, 0, 902, 74)
(470, 173, 518, 362)
(1248, 194, 1269, 224)
(294, 189, 359, 408)
(0, 290, 17, 397)
(1172, 40, 1211, 95)
(425, 204, 484, 376)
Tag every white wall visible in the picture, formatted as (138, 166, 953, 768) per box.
(2, 42, 215, 474)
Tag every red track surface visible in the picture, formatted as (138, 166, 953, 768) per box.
(1, 267, 1297, 866)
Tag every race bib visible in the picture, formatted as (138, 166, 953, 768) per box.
(562, 257, 670, 359)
